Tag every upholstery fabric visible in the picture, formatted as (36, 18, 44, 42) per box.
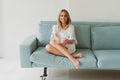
(74, 25, 91, 49)
(94, 50, 120, 69)
(30, 47, 96, 69)
(20, 35, 37, 68)
(37, 24, 52, 46)
(91, 26, 120, 50)
(20, 21, 120, 69)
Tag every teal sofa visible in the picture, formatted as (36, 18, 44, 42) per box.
(20, 21, 120, 70)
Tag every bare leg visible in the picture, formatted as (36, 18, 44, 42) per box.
(72, 53, 83, 58)
(46, 44, 83, 58)
(45, 44, 65, 56)
(48, 40, 80, 69)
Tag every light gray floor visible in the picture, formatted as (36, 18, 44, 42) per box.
(47, 68, 69, 80)
(0, 58, 120, 80)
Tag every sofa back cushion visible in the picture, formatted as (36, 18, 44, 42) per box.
(37, 21, 91, 49)
(91, 26, 120, 50)
(73, 24, 91, 49)
(37, 24, 53, 47)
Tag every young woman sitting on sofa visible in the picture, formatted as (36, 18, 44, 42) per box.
(45, 9, 82, 69)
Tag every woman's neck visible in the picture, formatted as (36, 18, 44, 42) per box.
(61, 23, 67, 29)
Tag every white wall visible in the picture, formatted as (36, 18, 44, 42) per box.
(0, 0, 4, 58)
(2, 0, 68, 59)
(0, 0, 1, 57)
(69, 0, 120, 22)
(1, 0, 120, 59)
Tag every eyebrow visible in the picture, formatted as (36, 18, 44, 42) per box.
(60, 14, 67, 16)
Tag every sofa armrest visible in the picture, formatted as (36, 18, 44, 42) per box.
(20, 35, 37, 68)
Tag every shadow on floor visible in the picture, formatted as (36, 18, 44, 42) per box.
(69, 69, 120, 80)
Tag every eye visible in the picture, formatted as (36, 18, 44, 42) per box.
(60, 15, 63, 17)
(64, 15, 67, 17)
(60, 15, 67, 18)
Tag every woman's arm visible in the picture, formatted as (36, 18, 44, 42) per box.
(51, 25, 61, 44)
(53, 33, 61, 44)
(63, 39, 74, 44)
(62, 25, 75, 45)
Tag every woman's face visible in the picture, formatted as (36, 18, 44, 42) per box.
(59, 12, 68, 24)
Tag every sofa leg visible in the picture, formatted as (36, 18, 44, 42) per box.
(40, 67, 48, 80)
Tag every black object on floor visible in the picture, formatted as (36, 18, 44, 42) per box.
(40, 67, 48, 80)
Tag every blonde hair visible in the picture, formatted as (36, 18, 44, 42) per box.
(58, 9, 71, 31)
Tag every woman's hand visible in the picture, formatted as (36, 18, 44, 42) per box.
(63, 39, 74, 45)
(62, 40, 68, 45)
(54, 33, 61, 44)
(55, 38, 61, 44)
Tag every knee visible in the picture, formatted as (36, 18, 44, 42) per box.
(50, 40, 58, 47)
(45, 44, 52, 52)
(50, 40, 55, 45)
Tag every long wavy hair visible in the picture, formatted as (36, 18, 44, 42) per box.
(58, 9, 71, 31)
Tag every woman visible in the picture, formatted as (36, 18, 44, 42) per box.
(45, 9, 82, 69)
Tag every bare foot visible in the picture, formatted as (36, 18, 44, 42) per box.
(72, 53, 83, 58)
(72, 58, 80, 69)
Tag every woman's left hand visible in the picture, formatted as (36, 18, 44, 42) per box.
(62, 40, 68, 45)
(62, 39, 72, 45)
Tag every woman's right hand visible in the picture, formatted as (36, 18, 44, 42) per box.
(54, 36, 61, 44)
(55, 39, 61, 44)
(54, 33, 61, 44)
(62, 40, 67, 46)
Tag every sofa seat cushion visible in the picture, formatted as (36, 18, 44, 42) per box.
(94, 50, 120, 69)
(30, 47, 97, 69)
